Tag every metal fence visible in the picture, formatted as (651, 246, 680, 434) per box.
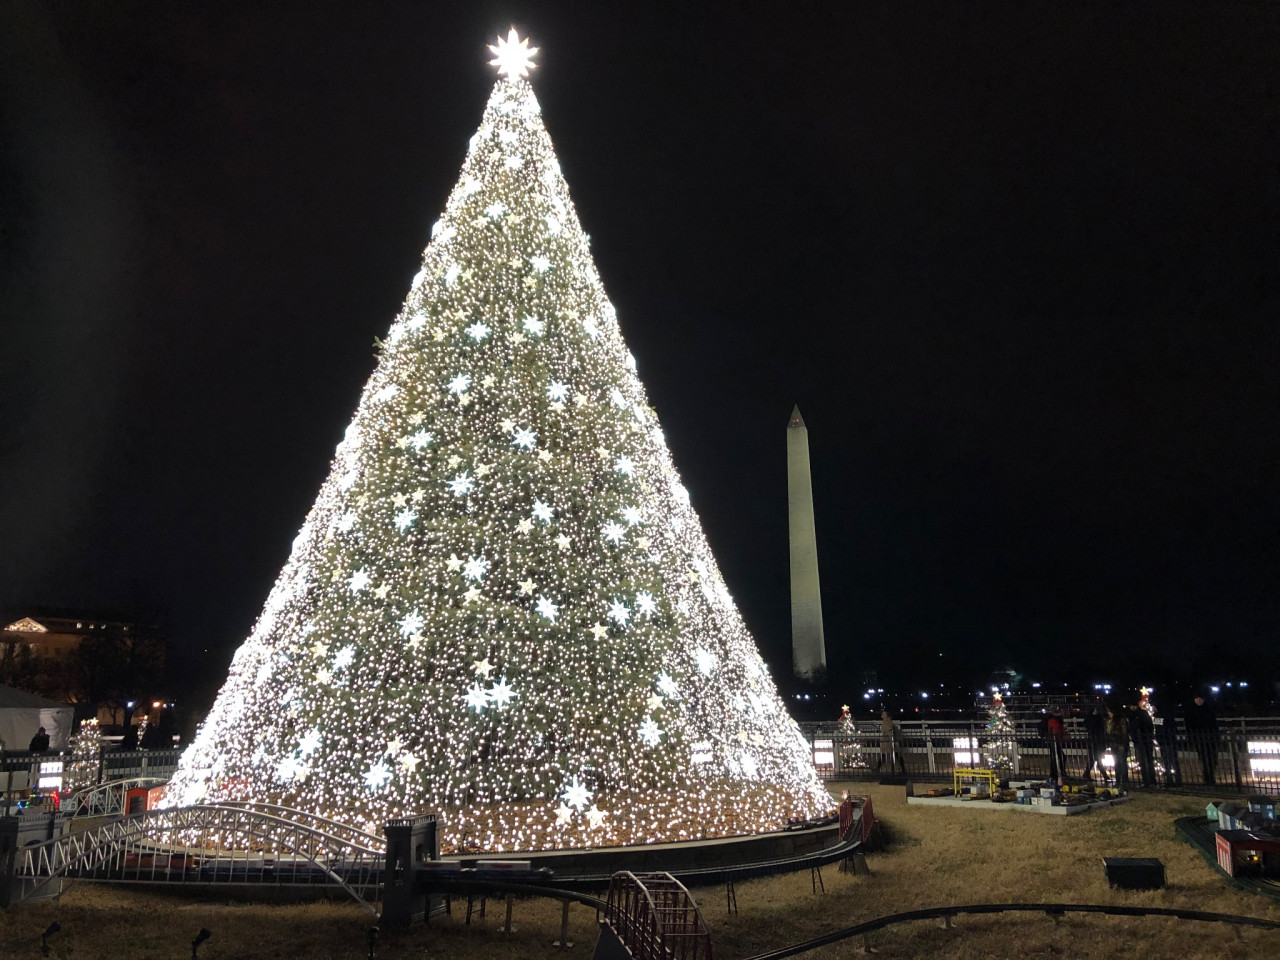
(800, 716, 1280, 794)
(0, 747, 182, 796)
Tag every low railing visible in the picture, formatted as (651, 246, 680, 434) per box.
(101, 748, 181, 782)
(801, 716, 1280, 793)
(0, 747, 182, 795)
(12, 803, 385, 912)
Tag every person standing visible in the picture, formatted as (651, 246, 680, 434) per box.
(1155, 715, 1182, 786)
(875, 710, 905, 774)
(1105, 705, 1130, 791)
(1083, 706, 1107, 783)
(1129, 702, 1157, 788)
(28, 727, 50, 752)
(1046, 707, 1069, 787)
(1185, 696, 1220, 786)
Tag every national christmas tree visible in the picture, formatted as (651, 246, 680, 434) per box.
(164, 31, 830, 853)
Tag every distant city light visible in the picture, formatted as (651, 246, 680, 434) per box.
(812, 739, 835, 768)
(38, 759, 63, 791)
(921, 692, 929, 699)
(1031, 682, 1041, 689)
(953, 737, 980, 766)
(1211, 685, 1221, 694)
(1248, 742, 1279, 775)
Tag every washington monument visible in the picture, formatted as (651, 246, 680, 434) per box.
(787, 405, 827, 682)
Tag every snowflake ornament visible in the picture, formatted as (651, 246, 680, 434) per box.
(535, 596, 559, 622)
(447, 473, 475, 497)
(463, 683, 490, 713)
(460, 555, 487, 580)
(561, 776, 591, 810)
(638, 717, 663, 746)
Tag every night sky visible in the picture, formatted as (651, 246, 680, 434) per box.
(2, 3, 1277, 708)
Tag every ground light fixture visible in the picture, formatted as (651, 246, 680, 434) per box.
(191, 928, 211, 959)
(41, 922, 60, 956)
(367, 925, 379, 960)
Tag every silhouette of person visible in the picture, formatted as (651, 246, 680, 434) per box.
(1185, 696, 1219, 786)
(875, 710, 905, 774)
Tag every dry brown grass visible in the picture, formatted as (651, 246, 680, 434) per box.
(2, 784, 1277, 959)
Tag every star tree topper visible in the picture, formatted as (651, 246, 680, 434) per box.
(488, 28, 539, 79)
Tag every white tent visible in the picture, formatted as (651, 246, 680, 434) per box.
(0, 686, 73, 751)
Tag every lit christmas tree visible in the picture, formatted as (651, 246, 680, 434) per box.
(836, 703, 866, 772)
(64, 719, 103, 794)
(984, 693, 1015, 771)
(164, 31, 830, 852)
(1138, 685, 1166, 780)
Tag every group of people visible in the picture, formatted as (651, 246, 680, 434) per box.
(848, 697, 1225, 789)
(24, 720, 173, 753)
(1076, 696, 1220, 788)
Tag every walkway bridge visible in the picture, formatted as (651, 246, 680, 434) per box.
(9, 802, 385, 912)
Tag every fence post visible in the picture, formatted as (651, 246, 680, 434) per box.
(1231, 720, 1243, 792)
(924, 723, 935, 774)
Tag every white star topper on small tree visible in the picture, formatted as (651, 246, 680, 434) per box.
(488, 28, 539, 78)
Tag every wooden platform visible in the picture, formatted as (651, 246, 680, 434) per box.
(906, 794, 1131, 816)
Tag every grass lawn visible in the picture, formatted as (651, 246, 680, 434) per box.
(2, 784, 1277, 959)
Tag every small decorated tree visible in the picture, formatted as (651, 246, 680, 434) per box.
(1138, 685, 1166, 781)
(64, 719, 103, 794)
(985, 693, 1016, 771)
(837, 704, 865, 771)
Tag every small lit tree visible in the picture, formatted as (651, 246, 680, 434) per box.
(837, 704, 866, 771)
(64, 719, 103, 793)
(985, 693, 1016, 771)
(1138, 685, 1166, 780)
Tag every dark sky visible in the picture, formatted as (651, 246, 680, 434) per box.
(2, 2, 1277, 703)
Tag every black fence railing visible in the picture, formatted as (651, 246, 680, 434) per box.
(800, 717, 1280, 794)
(0, 747, 182, 795)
